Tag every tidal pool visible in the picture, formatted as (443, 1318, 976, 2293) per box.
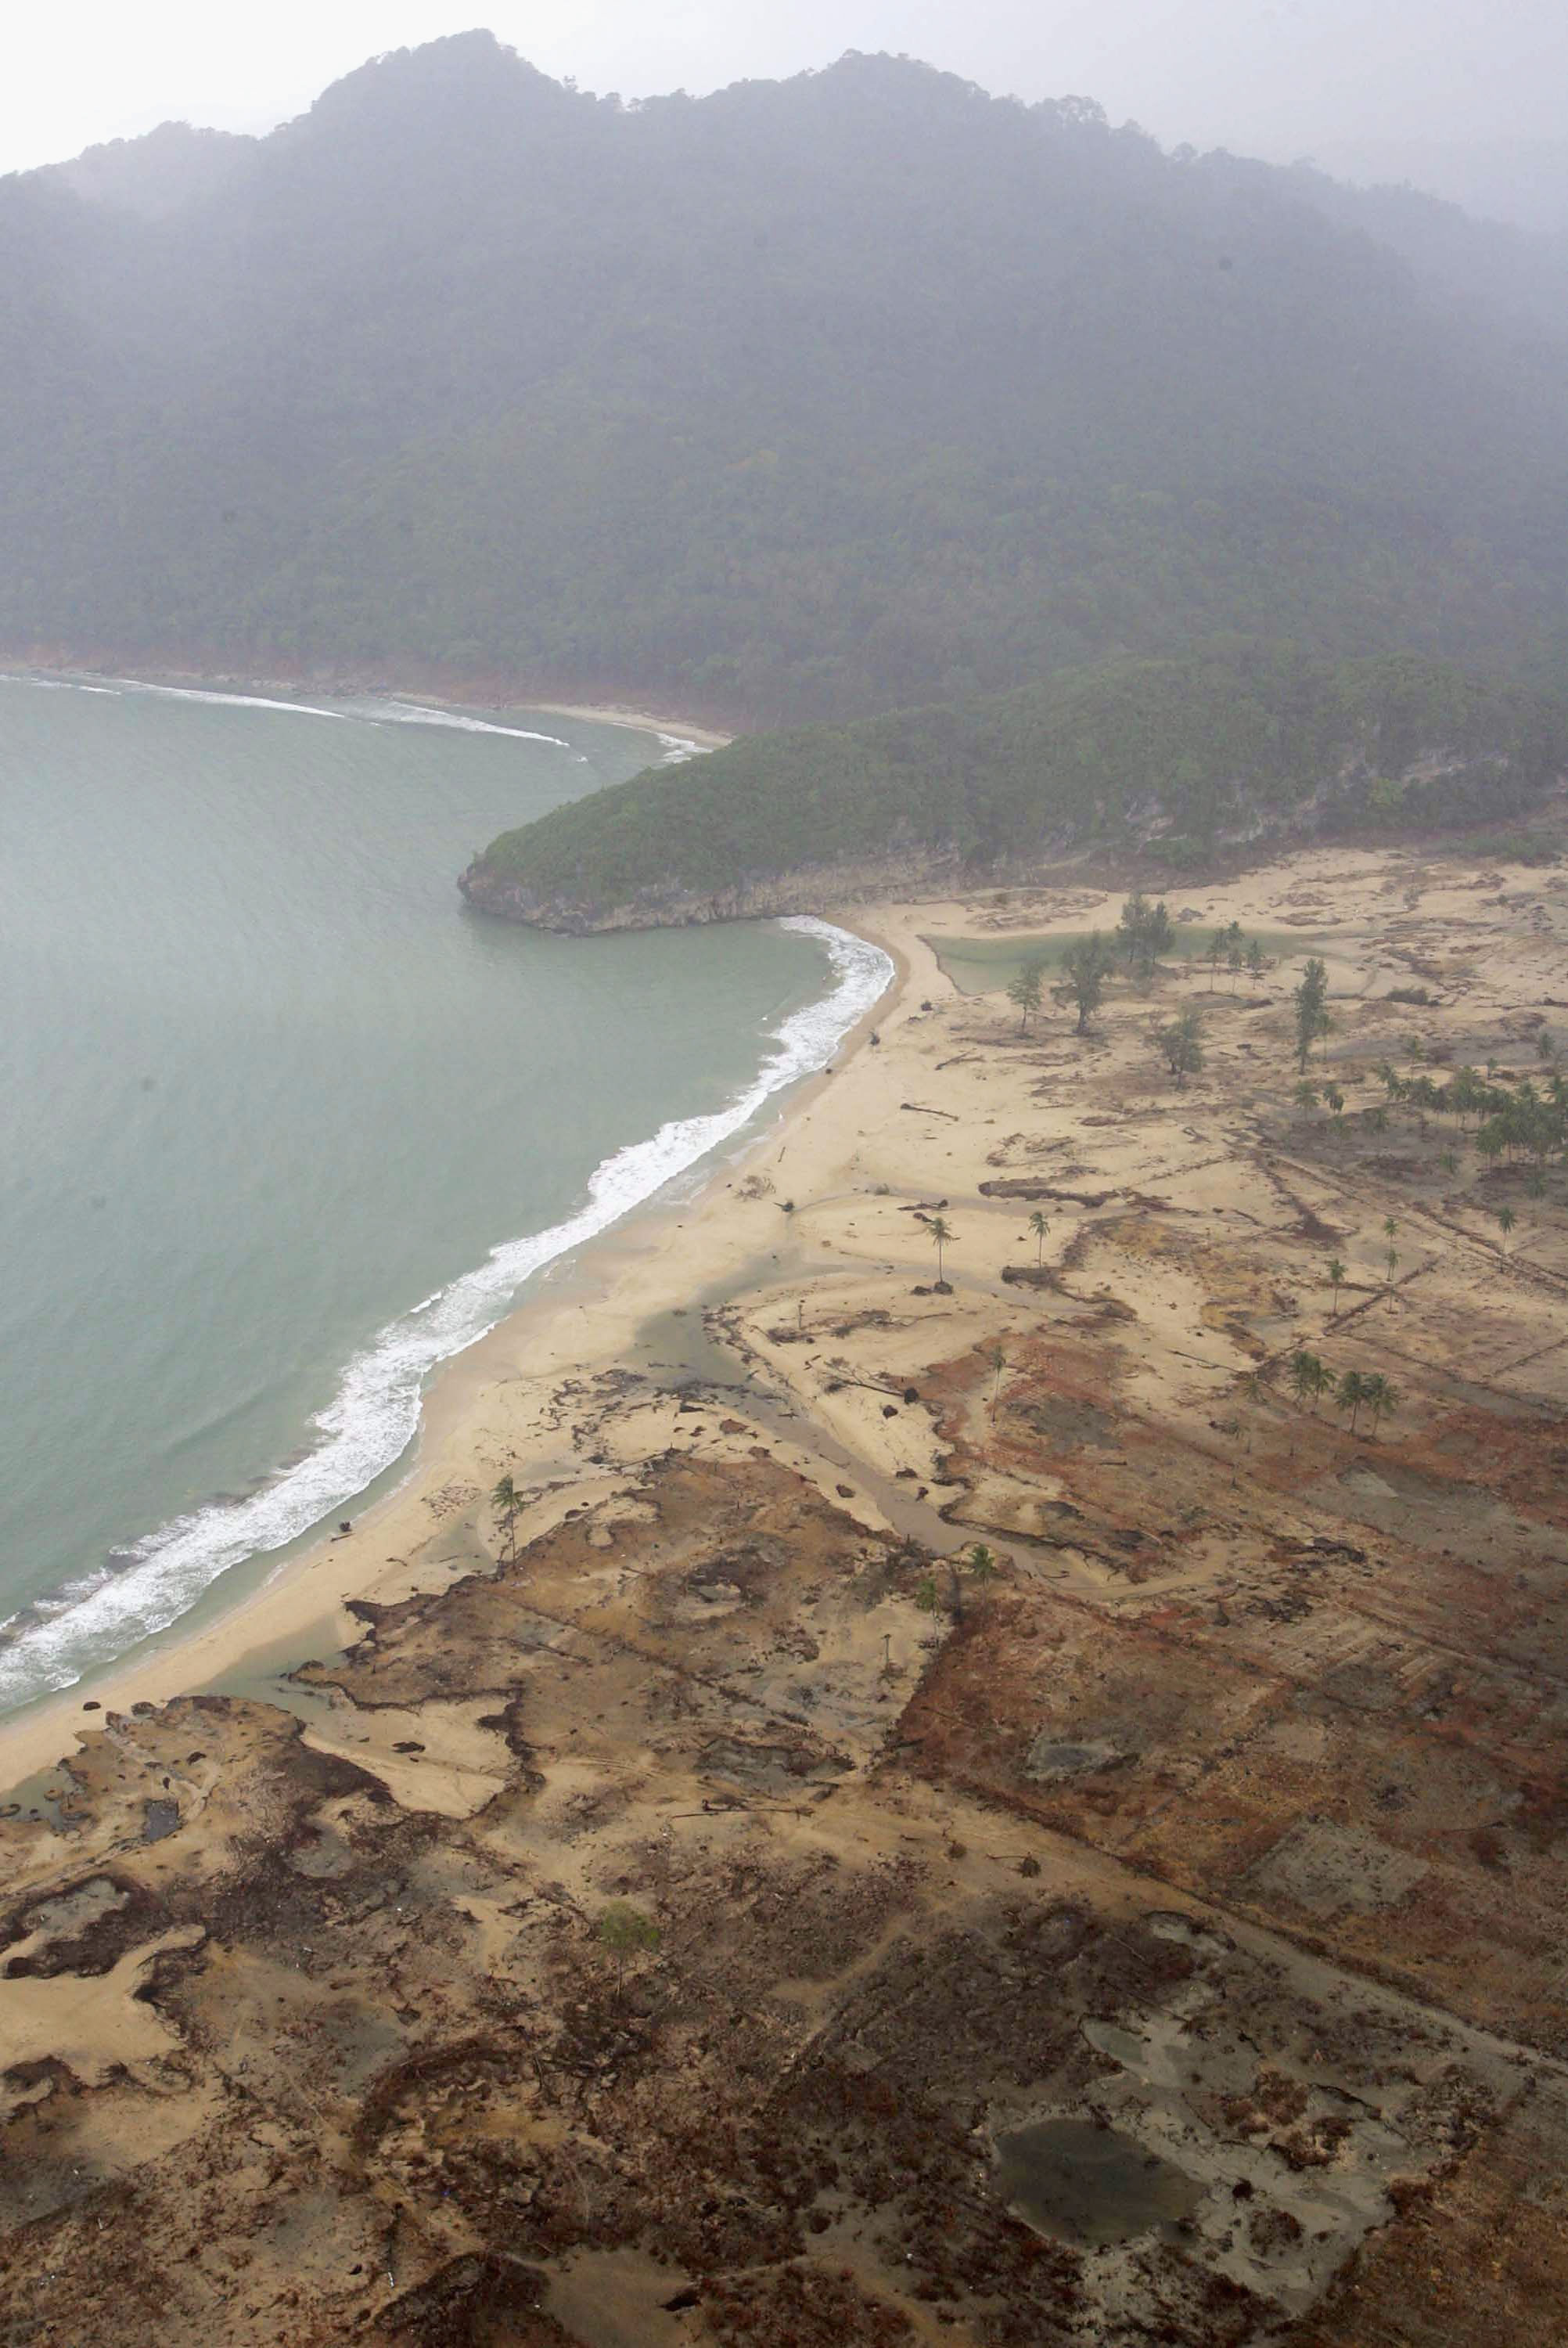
(994, 2117, 1203, 2246)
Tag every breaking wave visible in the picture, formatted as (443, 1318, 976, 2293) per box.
(0, 917, 891, 1708)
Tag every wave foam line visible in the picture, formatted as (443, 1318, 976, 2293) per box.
(0, 917, 892, 1710)
(7, 675, 123, 697)
(656, 731, 709, 765)
(379, 701, 570, 747)
(109, 679, 347, 719)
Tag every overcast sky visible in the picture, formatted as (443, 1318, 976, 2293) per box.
(7, 1, 1568, 219)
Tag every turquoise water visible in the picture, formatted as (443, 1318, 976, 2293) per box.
(0, 677, 890, 1711)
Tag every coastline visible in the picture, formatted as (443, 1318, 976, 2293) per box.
(3, 656, 736, 751)
(0, 906, 909, 1795)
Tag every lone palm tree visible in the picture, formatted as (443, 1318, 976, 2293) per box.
(491, 1472, 523, 1564)
(1029, 1208, 1050, 1266)
(928, 1214, 953, 1287)
(967, 1543, 998, 1594)
(987, 1345, 1007, 1416)
(1496, 1204, 1517, 1254)
(1327, 1257, 1347, 1318)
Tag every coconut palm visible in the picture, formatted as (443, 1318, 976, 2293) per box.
(967, 1543, 998, 1593)
(1290, 1349, 1325, 1409)
(1029, 1208, 1050, 1266)
(1364, 1374, 1399, 1435)
(1326, 1256, 1347, 1317)
(1336, 1369, 1370, 1434)
(1496, 1204, 1517, 1253)
(987, 1345, 1007, 1415)
(491, 1472, 523, 1563)
(928, 1214, 953, 1284)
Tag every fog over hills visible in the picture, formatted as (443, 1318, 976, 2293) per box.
(4, 30, 1566, 724)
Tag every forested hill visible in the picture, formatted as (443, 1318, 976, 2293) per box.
(5, 33, 1568, 725)
(459, 649, 1568, 929)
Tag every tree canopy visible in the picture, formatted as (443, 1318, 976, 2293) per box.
(466, 645, 1568, 925)
(5, 35, 1568, 725)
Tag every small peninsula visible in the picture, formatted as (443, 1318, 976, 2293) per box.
(460, 649, 1568, 932)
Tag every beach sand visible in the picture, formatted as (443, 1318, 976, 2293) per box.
(0, 901, 904, 1790)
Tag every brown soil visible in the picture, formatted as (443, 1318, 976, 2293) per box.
(6, 842, 1568, 2344)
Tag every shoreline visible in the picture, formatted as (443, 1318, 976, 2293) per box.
(2, 656, 735, 751)
(0, 909, 908, 1795)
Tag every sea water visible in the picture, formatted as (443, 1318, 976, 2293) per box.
(0, 677, 890, 1712)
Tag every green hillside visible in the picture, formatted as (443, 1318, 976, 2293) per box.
(4, 36, 1568, 723)
(463, 648, 1568, 925)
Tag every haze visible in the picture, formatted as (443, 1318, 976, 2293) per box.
(8, 0, 1568, 229)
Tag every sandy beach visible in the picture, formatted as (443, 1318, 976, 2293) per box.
(0, 901, 902, 1792)
(5, 840, 1566, 1799)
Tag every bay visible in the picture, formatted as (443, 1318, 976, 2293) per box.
(0, 677, 884, 1711)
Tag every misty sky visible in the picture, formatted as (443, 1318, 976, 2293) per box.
(8, 0, 1568, 222)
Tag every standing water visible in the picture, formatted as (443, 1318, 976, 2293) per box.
(0, 678, 890, 1713)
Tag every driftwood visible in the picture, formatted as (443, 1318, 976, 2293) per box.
(901, 1102, 960, 1122)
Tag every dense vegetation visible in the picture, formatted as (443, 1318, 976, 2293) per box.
(4, 34, 1568, 724)
(467, 646, 1568, 920)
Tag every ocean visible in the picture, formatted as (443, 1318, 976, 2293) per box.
(0, 676, 890, 1715)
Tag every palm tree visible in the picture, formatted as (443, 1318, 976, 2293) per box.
(491, 1472, 523, 1563)
(1336, 1369, 1369, 1434)
(967, 1543, 998, 1594)
(928, 1214, 953, 1285)
(1385, 1243, 1399, 1291)
(1364, 1375, 1399, 1436)
(1496, 1204, 1517, 1254)
(1290, 1349, 1324, 1409)
(1327, 1257, 1347, 1317)
(1295, 1082, 1320, 1117)
(1029, 1208, 1050, 1266)
(988, 1345, 1007, 1415)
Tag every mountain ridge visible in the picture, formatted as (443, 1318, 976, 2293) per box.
(3, 34, 1566, 725)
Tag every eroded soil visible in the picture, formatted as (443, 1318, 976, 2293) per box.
(5, 840, 1568, 2345)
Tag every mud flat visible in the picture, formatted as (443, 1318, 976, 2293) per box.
(5, 835, 1568, 2345)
